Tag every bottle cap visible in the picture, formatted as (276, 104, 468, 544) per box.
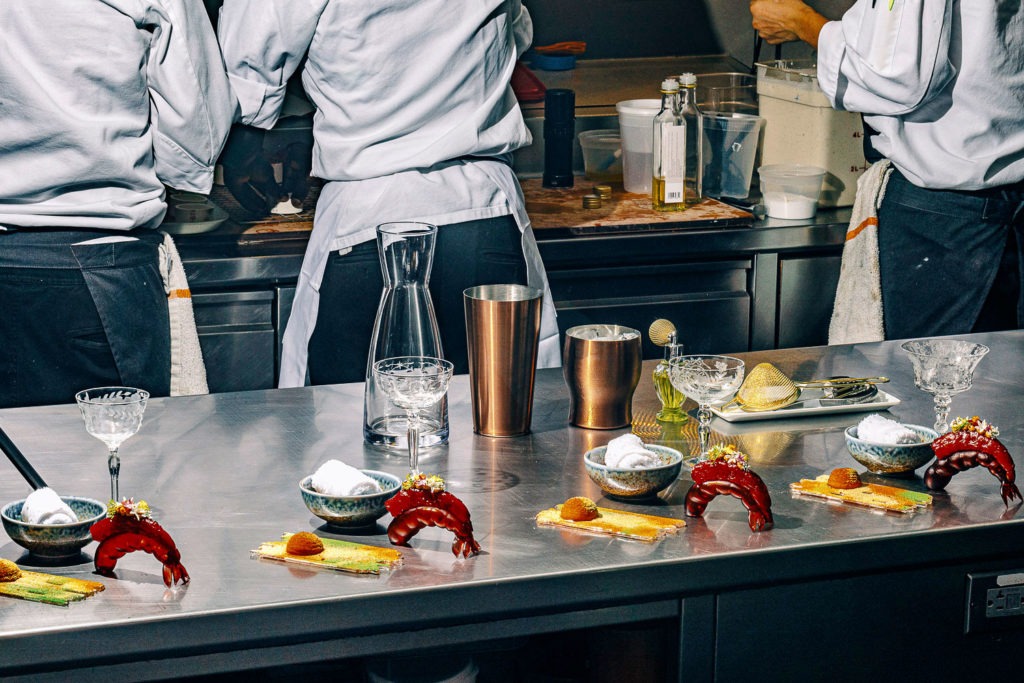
(678, 72, 697, 87)
(582, 194, 602, 209)
(660, 78, 679, 92)
(593, 185, 612, 200)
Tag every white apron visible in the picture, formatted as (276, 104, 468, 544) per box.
(278, 161, 560, 388)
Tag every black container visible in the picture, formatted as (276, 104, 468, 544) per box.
(542, 88, 575, 188)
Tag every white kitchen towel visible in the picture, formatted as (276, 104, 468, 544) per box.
(828, 160, 893, 345)
(159, 232, 209, 396)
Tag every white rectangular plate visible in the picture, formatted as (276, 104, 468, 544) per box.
(711, 390, 901, 423)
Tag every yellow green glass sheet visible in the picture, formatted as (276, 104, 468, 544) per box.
(252, 533, 403, 574)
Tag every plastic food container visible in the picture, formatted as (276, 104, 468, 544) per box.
(701, 112, 764, 199)
(578, 129, 623, 183)
(758, 164, 826, 219)
(615, 99, 661, 194)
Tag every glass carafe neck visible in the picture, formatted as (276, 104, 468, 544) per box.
(378, 222, 437, 287)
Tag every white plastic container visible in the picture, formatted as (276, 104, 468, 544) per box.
(756, 60, 866, 208)
(578, 129, 623, 183)
(759, 164, 826, 219)
(615, 99, 661, 194)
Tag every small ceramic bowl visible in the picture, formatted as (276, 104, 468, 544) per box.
(845, 424, 938, 476)
(299, 470, 402, 528)
(584, 444, 683, 500)
(1, 496, 106, 560)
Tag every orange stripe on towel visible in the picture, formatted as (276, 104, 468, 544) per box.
(846, 217, 878, 241)
(168, 289, 191, 300)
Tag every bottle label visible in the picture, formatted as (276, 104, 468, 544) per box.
(659, 124, 686, 203)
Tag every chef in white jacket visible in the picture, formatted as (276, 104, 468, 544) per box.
(750, 0, 1024, 339)
(217, 0, 559, 387)
(0, 0, 233, 408)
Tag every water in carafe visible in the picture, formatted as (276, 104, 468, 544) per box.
(363, 222, 449, 447)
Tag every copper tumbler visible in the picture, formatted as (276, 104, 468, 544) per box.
(563, 324, 643, 429)
(464, 284, 543, 437)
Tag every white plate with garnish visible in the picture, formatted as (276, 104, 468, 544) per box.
(711, 390, 901, 423)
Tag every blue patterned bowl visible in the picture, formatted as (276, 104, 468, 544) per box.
(584, 444, 683, 500)
(1, 496, 105, 560)
(300, 470, 402, 528)
(845, 423, 938, 476)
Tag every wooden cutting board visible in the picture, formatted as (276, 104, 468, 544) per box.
(522, 178, 753, 234)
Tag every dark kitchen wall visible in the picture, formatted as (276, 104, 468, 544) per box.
(527, 0, 856, 66)
(527, 0, 721, 59)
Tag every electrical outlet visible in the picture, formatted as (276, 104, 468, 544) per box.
(965, 571, 1024, 634)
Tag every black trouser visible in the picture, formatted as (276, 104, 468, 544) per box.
(0, 229, 171, 408)
(309, 215, 528, 384)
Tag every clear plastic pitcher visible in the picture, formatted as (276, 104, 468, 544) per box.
(700, 112, 763, 199)
(363, 222, 449, 447)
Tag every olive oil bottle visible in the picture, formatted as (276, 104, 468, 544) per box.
(652, 79, 686, 211)
(676, 72, 704, 206)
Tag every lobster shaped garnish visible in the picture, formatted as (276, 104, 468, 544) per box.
(686, 445, 774, 532)
(90, 498, 189, 587)
(385, 474, 481, 558)
(924, 416, 1021, 507)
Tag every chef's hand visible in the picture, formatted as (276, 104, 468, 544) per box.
(750, 0, 830, 49)
(220, 124, 280, 218)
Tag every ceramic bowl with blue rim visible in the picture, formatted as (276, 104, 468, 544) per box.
(300, 470, 402, 529)
(845, 423, 938, 476)
(584, 444, 683, 500)
(1, 496, 106, 561)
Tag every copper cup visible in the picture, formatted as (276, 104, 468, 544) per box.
(563, 324, 643, 429)
(464, 284, 543, 437)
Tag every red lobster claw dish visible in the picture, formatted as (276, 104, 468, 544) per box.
(686, 445, 774, 532)
(385, 474, 481, 558)
(925, 416, 1022, 507)
(90, 498, 190, 587)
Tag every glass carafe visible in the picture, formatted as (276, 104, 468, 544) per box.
(363, 222, 449, 447)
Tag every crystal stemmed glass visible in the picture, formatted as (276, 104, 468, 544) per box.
(75, 386, 149, 502)
(901, 339, 989, 434)
(668, 355, 745, 460)
(372, 356, 454, 474)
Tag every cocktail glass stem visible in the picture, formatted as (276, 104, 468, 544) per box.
(407, 411, 421, 474)
(108, 449, 120, 501)
(697, 403, 713, 457)
(933, 393, 952, 434)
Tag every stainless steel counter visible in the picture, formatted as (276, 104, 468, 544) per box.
(2, 332, 1023, 680)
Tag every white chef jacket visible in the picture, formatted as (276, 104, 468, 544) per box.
(816, 0, 1024, 190)
(0, 0, 235, 231)
(218, 0, 561, 386)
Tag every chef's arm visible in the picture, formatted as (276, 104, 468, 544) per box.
(750, 0, 829, 49)
(147, 0, 235, 193)
(813, 0, 955, 116)
(217, 0, 326, 130)
(512, 1, 534, 56)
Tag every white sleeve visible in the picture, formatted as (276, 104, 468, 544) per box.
(513, 1, 533, 56)
(148, 0, 236, 192)
(217, 0, 326, 129)
(816, 0, 955, 116)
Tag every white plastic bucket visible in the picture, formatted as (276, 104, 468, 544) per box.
(615, 99, 661, 194)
